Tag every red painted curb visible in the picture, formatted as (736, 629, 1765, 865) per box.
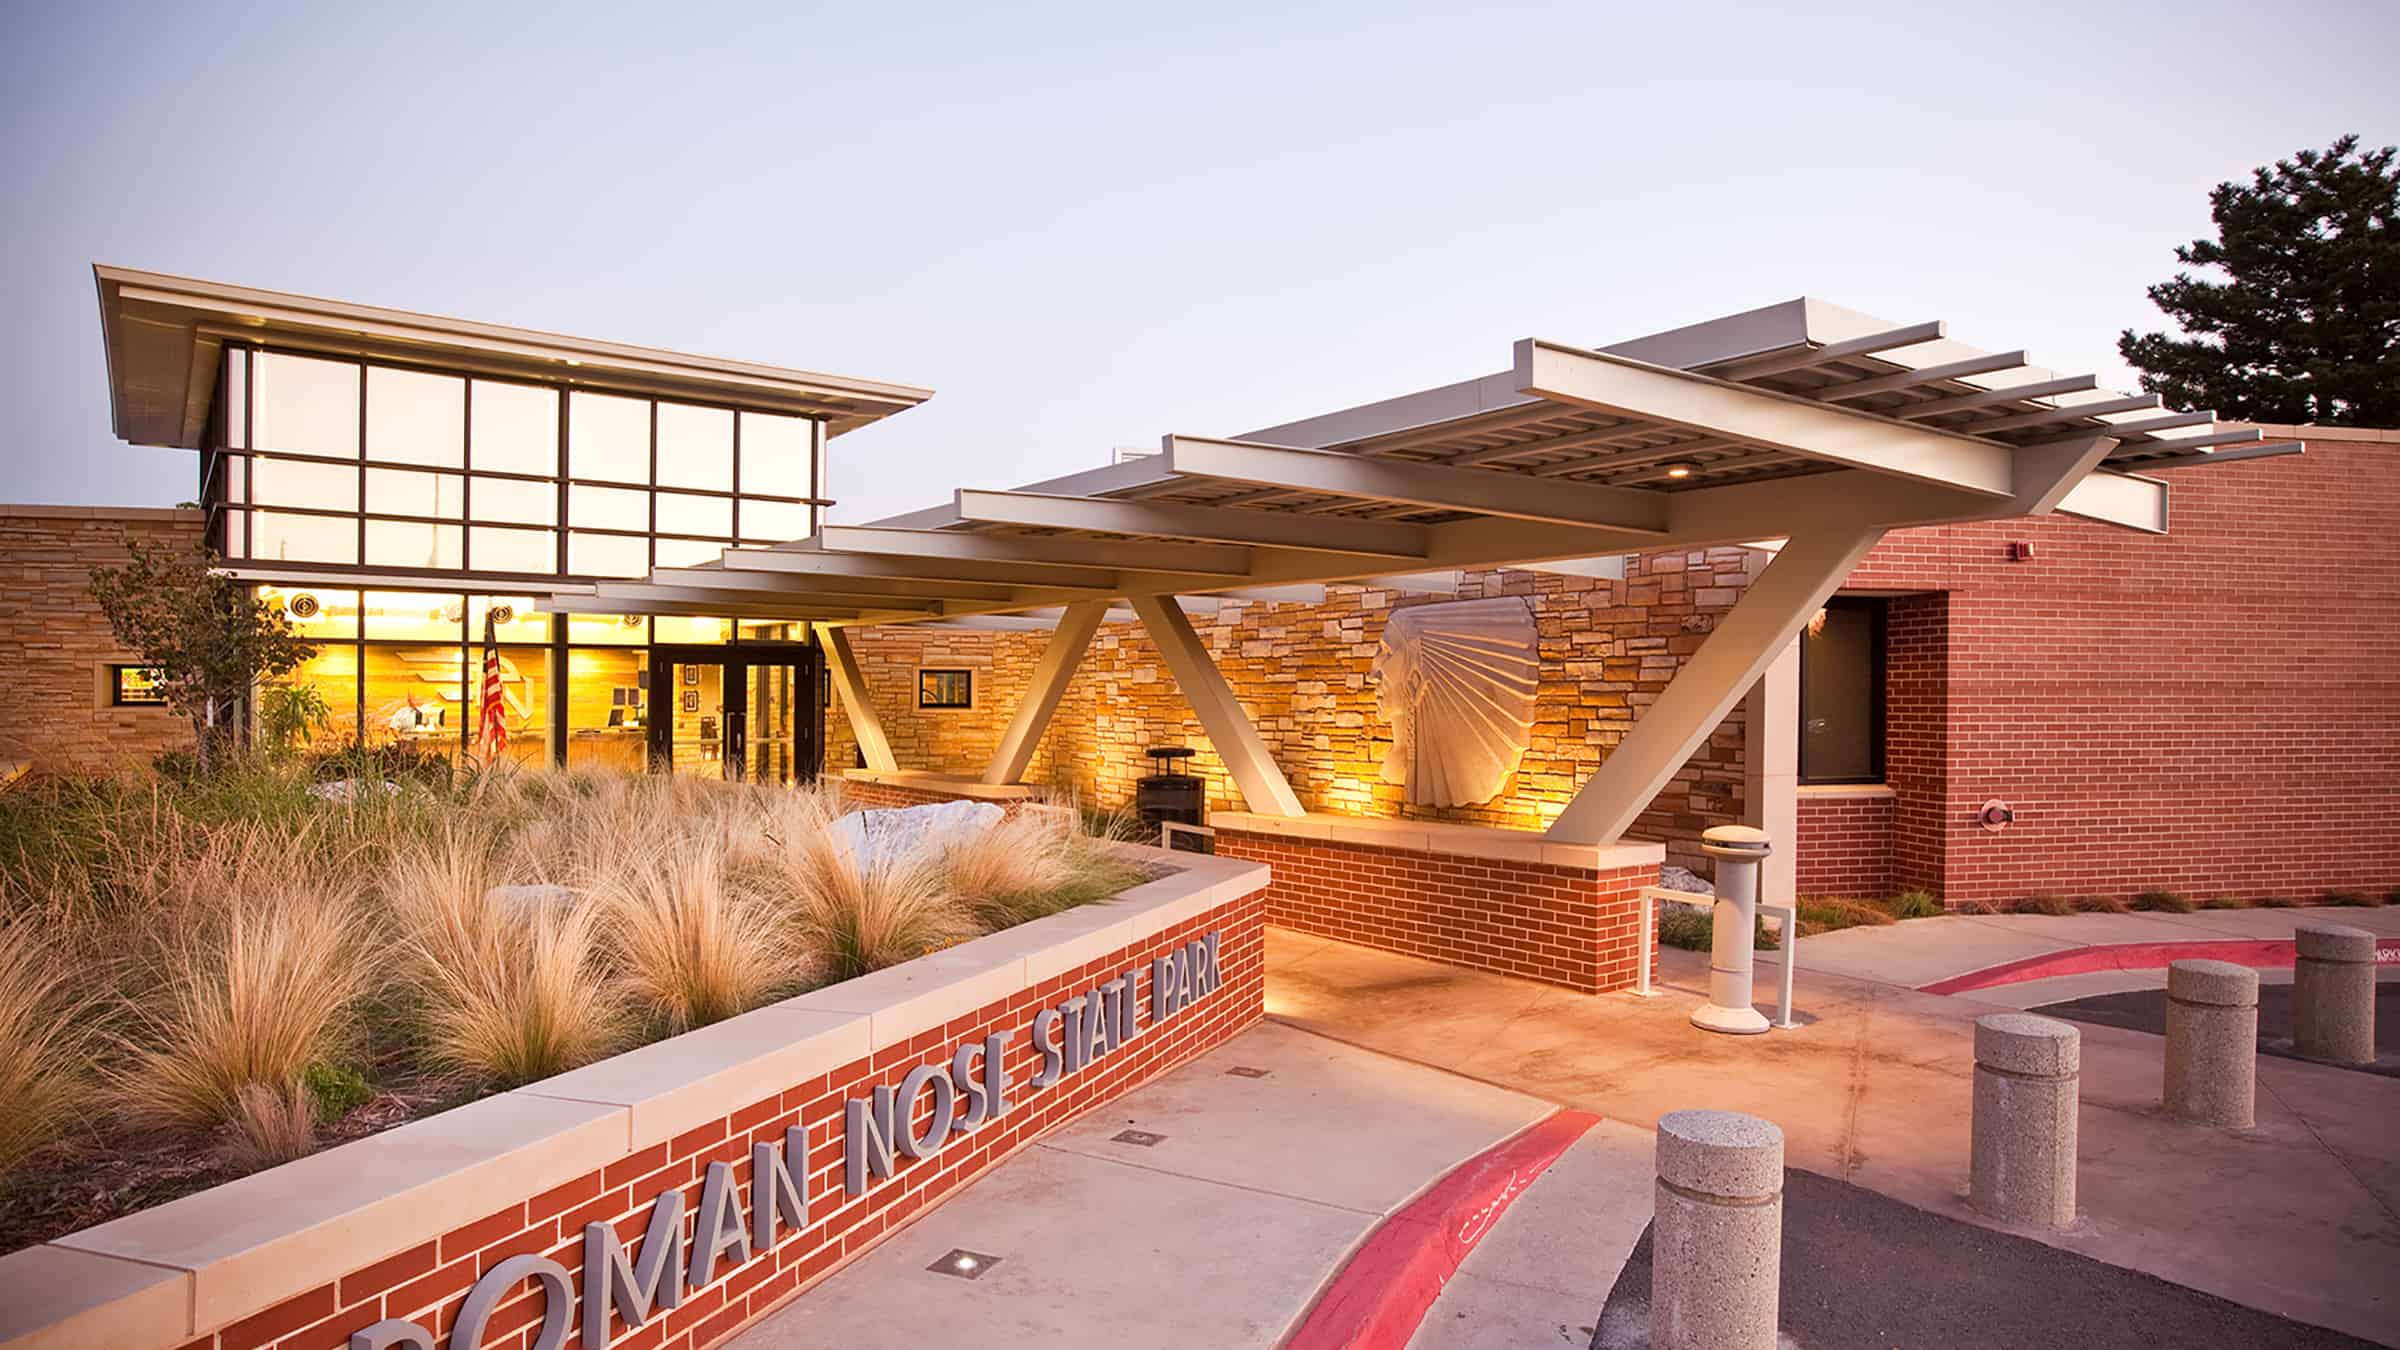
(1284, 1108, 1601, 1350)
(1919, 935, 2400, 996)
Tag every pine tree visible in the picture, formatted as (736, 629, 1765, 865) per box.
(2119, 136, 2400, 427)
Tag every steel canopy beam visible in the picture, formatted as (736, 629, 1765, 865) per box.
(955, 489, 1432, 560)
(1513, 338, 2016, 499)
(1160, 434, 1672, 533)
(982, 601, 1106, 785)
(721, 543, 1126, 591)
(818, 624, 897, 772)
(1128, 593, 1304, 817)
(820, 524, 1254, 578)
(650, 565, 1022, 603)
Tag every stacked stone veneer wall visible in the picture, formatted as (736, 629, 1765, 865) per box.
(831, 548, 1767, 877)
(5, 857, 1266, 1350)
(0, 506, 204, 773)
(1212, 826, 1658, 993)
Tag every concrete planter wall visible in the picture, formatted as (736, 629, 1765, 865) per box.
(0, 846, 1270, 1350)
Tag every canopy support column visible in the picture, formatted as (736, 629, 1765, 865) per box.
(816, 623, 897, 773)
(1128, 594, 1305, 818)
(1743, 638, 1800, 908)
(1546, 525, 1885, 845)
(981, 601, 1106, 785)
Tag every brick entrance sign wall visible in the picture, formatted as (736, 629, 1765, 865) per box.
(1211, 813, 1662, 994)
(2, 852, 1268, 1350)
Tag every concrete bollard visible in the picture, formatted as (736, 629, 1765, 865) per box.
(1969, 1013, 2080, 1227)
(1693, 825, 1772, 1035)
(2164, 959, 2258, 1127)
(2293, 923, 2377, 1066)
(1652, 1109, 1782, 1350)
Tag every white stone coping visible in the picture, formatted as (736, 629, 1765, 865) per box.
(1795, 783, 1896, 799)
(840, 768, 1045, 802)
(1209, 810, 1663, 872)
(0, 845, 1267, 1350)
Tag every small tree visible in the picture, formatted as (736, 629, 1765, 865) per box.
(89, 538, 316, 771)
(2119, 135, 2400, 426)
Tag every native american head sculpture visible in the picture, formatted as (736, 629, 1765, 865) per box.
(1370, 596, 1540, 807)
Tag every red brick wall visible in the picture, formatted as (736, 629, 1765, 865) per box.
(1840, 428, 2399, 906)
(1214, 828, 1656, 993)
(0, 506, 205, 774)
(173, 889, 1265, 1350)
(1795, 794, 1894, 899)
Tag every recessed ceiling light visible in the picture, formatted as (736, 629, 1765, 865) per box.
(1662, 460, 1699, 480)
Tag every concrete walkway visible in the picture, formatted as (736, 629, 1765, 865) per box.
(1269, 925, 2400, 1346)
(733, 1020, 1612, 1350)
(1785, 903, 2400, 991)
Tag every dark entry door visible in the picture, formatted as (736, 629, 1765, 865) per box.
(647, 645, 823, 784)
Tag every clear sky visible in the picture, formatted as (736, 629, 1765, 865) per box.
(3, 1, 2393, 525)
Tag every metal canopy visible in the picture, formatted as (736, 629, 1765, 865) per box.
(571, 297, 2293, 626)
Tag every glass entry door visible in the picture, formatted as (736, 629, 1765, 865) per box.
(647, 646, 822, 784)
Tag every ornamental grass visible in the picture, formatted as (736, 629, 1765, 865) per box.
(380, 822, 631, 1088)
(0, 757, 1146, 1222)
(108, 827, 370, 1163)
(0, 918, 85, 1176)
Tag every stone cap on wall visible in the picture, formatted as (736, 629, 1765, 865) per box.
(0, 503, 203, 522)
(840, 768, 1046, 802)
(1209, 809, 1663, 873)
(0, 845, 1268, 1350)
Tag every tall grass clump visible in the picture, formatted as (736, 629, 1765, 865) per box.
(591, 831, 807, 1034)
(938, 805, 1149, 929)
(110, 828, 369, 1165)
(382, 824, 628, 1087)
(1883, 889, 1944, 920)
(2133, 889, 2195, 913)
(0, 919, 85, 1177)
(749, 787, 972, 981)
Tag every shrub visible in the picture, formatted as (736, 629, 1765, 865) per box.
(2133, 889, 2195, 913)
(1656, 906, 1777, 951)
(303, 1061, 374, 1124)
(2014, 894, 2075, 916)
(2071, 894, 2129, 914)
(1883, 890, 1944, 920)
(0, 920, 84, 1178)
(2255, 894, 2299, 908)
(2322, 890, 2378, 907)
(383, 825, 629, 1087)
(2200, 895, 2251, 910)
(1796, 898, 1897, 935)
(109, 833, 368, 1150)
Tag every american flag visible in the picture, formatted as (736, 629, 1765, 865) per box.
(477, 609, 508, 761)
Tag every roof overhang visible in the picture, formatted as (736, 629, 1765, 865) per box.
(93, 264, 933, 449)
(632, 298, 2294, 626)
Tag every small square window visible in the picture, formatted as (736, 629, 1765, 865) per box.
(918, 668, 972, 710)
(111, 665, 170, 706)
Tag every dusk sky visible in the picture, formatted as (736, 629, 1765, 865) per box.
(4, 1, 2393, 526)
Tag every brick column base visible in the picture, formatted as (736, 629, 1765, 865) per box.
(1214, 828, 1658, 993)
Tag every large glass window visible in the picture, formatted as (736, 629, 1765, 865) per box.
(569, 392, 650, 484)
(367, 368, 465, 468)
(1799, 598, 1885, 784)
(469, 379, 558, 476)
(567, 647, 649, 771)
(656, 403, 733, 491)
(362, 643, 466, 762)
(253, 353, 359, 457)
(218, 350, 821, 584)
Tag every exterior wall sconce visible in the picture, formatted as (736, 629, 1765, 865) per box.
(1978, 799, 2015, 832)
(2007, 541, 2034, 562)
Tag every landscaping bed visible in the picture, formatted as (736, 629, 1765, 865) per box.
(0, 762, 1155, 1256)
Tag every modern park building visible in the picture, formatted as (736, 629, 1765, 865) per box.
(7, 267, 2393, 985)
(79, 265, 935, 782)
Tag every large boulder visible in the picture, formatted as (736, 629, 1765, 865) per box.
(832, 799, 1006, 870)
